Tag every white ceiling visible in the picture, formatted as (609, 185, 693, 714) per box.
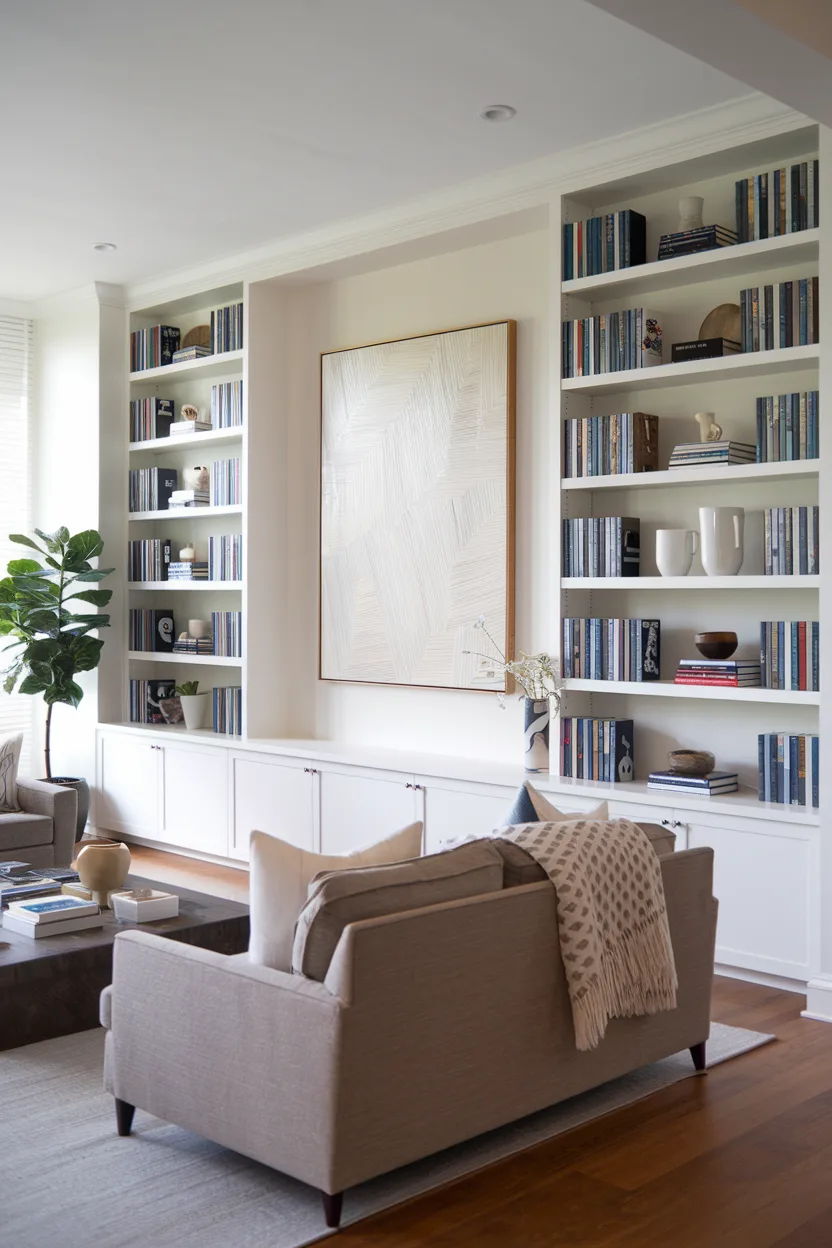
(1, 0, 747, 302)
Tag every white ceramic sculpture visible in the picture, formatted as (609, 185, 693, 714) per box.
(699, 506, 744, 576)
(694, 412, 723, 443)
(656, 529, 699, 577)
(678, 196, 704, 230)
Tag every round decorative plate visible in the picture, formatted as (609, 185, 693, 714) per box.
(698, 303, 741, 342)
(182, 325, 211, 349)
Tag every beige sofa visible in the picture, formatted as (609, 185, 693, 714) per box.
(100, 828, 716, 1230)
(0, 778, 77, 868)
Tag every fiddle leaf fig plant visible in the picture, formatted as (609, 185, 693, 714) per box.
(0, 528, 114, 779)
(174, 681, 200, 697)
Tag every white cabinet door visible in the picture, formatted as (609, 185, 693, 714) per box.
(96, 731, 159, 839)
(685, 812, 810, 981)
(230, 753, 316, 861)
(159, 741, 229, 857)
(420, 779, 516, 853)
(318, 765, 419, 855)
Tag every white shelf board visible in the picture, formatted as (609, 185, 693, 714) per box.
(562, 575, 819, 590)
(128, 504, 243, 521)
(107, 720, 241, 744)
(129, 349, 243, 384)
(128, 651, 242, 667)
(561, 344, 819, 396)
(562, 230, 820, 300)
(563, 678, 819, 705)
(562, 459, 818, 492)
(128, 581, 244, 591)
(129, 426, 243, 454)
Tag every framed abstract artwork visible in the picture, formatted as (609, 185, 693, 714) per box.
(320, 320, 516, 691)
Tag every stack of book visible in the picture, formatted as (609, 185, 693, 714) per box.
(562, 618, 660, 681)
(756, 391, 819, 462)
(736, 161, 819, 241)
(562, 309, 663, 378)
(648, 770, 739, 797)
(171, 344, 212, 364)
(170, 417, 212, 436)
(674, 659, 761, 688)
(130, 678, 176, 724)
(208, 534, 243, 581)
(128, 538, 171, 582)
(211, 380, 244, 428)
(210, 303, 244, 353)
(172, 636, 214, 656)
(562, 517, 640, 578)
(129, 609, 174, 652)
(212, 610, 242, 658)
(210, 457, 241, 507)
(130, 325, 180, 372)
(764, 506, 819, 575)
(1, 894, 103, 938)
(559, 718, 634, 783)
(168, 487, 209, 509)
(657, 224, 737, 260)
(130, 397, 173, 442)
(670, 338, 741, 362)
(167, 560, 209, 581)
(213, 686, 242, 735)
(563, 412, 658, 478)
(129, 467, 178, 513)
(0, 865, 81, 908)
(562, 210, 646, 279)
(668, 441, 756, 470)
(758, 732, 819, 807)
(761, 621, 819, 691)
(740, 277, 819, 352)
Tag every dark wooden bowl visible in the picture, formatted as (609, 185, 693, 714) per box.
(694, 631, 738, 660)
(669, 749, 715, 777)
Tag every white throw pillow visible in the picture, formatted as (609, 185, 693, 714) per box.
(502, 779, 608, 826)
(0, 733, 23, 812)
(248, 821, 424, 971)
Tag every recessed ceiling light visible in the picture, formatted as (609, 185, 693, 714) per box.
(93, 242, 117, 252)
(480, 104, 516, 123)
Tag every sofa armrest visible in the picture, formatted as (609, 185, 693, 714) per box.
(106, 930, 343, 1192)
(17, 778, 77, 864)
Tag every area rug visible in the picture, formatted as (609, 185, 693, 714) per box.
(2, 1024, 772, 1248)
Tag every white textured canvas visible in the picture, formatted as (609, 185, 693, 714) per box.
(320, 322, 514, 689)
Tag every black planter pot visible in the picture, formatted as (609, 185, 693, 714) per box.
(45, 777, 90, 837)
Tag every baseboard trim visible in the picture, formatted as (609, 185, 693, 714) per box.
(801, 978, 832, 1022)
(116, 832, 249, 873)
(715, 963, 807, 996)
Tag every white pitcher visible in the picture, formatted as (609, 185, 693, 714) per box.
(699, 506, 744, 576)
(656, 529, 698, 577)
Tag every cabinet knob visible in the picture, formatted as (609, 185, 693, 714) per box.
(303, 767, 318, 774)
(405, 783, 422, 791)
(661, 819, 683, 829)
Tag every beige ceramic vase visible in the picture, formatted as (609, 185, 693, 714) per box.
(75, 839, 131, 906)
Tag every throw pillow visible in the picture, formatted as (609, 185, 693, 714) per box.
(248, 821, 423, 972)
(0, 733, 23, 812)
(502, 779, 608, 826)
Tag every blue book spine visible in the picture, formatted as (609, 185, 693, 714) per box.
(758, 735, 766, 801)
(812, 737, 820, 807)
(789, 735, 799, 804)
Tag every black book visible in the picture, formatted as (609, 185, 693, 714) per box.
(153, 610, 175, 652)
(159, 326, 181, 367)
(640, 620, 661, 681)
(622, 518, 640, 577)
(146, 680, 176, 724)
(154, 399, 174, 438)
(671, 338, 741, 362)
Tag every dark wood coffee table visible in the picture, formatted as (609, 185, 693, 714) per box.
(0, 876, 249, 1050)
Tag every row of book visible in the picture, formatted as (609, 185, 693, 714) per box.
(739, 277, 819, 353)
(214, 686, 242, 735)
(130, 678, 176, 724)
(563, 412, 658, 478)
(755, 391, 819, 463)
(559, 718, 634, 784)
(562, 309, 662, 378)
(764, 507, 819, 576)
(562, 516, 640, 578)
(758, 733, 819, 808)
(130, 325, 180, 372)
(673, 659, 761, 688)
(562, 210, 646, 280)
(128, 538, 171, 582)
(760, 621, 819, 691)
(212, 610, 243, 658)
(648, 769, 738, 797)
(668, 440, 755, 470)
(561, 618, 660, 682)
(130, 398, 174, 442)
(172, 637, 213, 655)
(129, 466, 177, 513)
(208, 534, 243, 581)
(128, 608, 242, 657)
(212, 380, 243, 428)
(211, 303, 244, 354)
(735, 160, 819, 242)
(210, 457, 241, 507)
(168, 561, 208, 581)
(657, 224, 737, 261)
(2, 893, 104, 938)
(129, 608, 174, 651)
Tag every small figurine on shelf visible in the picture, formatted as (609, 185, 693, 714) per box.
(179, 541, 195, 563)
(694, 412, 723, 443)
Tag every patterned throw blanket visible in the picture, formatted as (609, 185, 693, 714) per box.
(501, 818, 677, 1050)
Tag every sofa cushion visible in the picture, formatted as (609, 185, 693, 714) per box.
(0, 813, 53, 850)
(503, 780, 608, 827)
(492, 820, 676, 888)
(248, 821, 423, 972)
(293, 840, 505, 982)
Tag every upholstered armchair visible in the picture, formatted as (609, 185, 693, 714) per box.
(0, 778, 78, 868)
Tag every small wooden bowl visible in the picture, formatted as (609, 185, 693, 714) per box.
(694, 631, 738, 660)
(669, 749, 715, 777)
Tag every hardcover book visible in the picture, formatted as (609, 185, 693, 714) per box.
(671, 338, 741, 362)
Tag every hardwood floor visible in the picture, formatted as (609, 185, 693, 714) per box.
(124, 846, 832, 1246)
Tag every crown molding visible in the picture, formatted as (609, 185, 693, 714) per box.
(30, 281, 127, 320)
(0, 297, 35, 319)
(125, 92, 809, 311)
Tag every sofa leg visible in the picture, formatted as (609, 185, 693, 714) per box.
(322, 1191, 343, 1228)
(690, 1041, 707, 1072)
(115, 1098, 135, 1136)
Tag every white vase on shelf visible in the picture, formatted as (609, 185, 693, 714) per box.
(699, 506, 744, 576)
(656, 529, 698, 577)
(678, 196, 704, 230)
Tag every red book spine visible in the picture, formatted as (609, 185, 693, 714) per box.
(674, 676, 742, 686)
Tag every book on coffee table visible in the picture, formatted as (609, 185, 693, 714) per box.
(7, 895, 100, 923)
(2, 911, 104, 938)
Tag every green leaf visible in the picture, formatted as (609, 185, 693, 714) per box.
(35, 527, 69, 553)
(9, 534, 45, 554)
(71, 636, 104, 671)
(44, 556, 61, 570)
(44, 679, 84, 708)
(72, 568, 114, 582)
(66, 588, 113, 607)
(7, 558, 44, 576)
(29, 660, 54, 683)
(24, 639, 62, 662)
(65, 530, 104, 568)
(24, 609, 61, 631)
(19, 673, 48, 696)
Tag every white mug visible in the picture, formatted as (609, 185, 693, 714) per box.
(188, 619, 209, 639)
(699, 506, 744, 576)
(656, 529, 698, 577)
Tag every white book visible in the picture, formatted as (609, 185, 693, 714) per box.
(7, 894, 99, 922)
(2, 911, 104, 937)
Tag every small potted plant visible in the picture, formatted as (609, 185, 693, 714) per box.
(174, 680, 209, 730)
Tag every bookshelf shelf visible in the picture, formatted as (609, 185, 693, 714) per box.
(561, 575, 819, 590)
(561, 344, 819, 395)
(129, 349, 244, 384)
(562, 459, 818, 492)
(128, 651, 242, 667)
(129, 427, 243, 454)
(562, 229, 820, 300)
(128, 505, 243, 522)
(128, 581, 244, 591)
(563, 678, 819, 705)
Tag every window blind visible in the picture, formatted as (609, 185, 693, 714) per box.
(0, 315, 34, 774)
